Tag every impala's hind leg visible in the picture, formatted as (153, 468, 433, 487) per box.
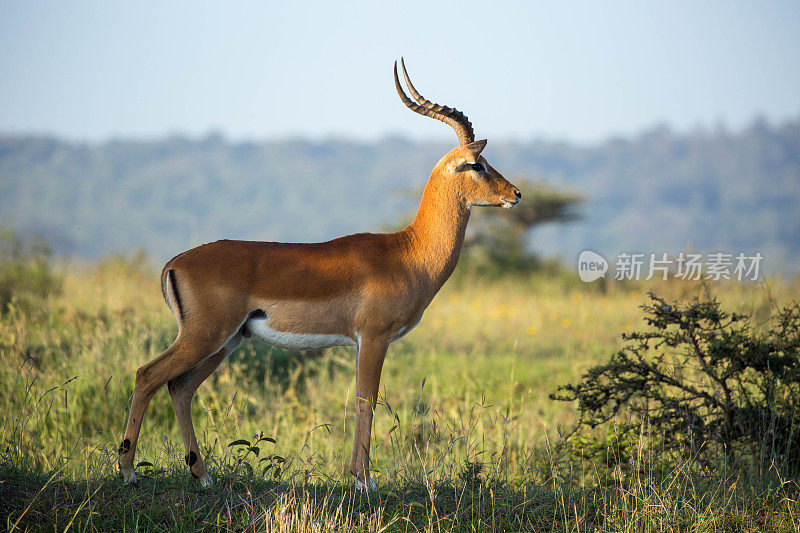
(167, 334, 242, 486)
(118, 333, 231, 484)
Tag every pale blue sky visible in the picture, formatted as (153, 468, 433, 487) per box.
(1, 1, 799, 143)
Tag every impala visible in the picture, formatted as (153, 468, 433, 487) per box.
(117, 59, 521, 489)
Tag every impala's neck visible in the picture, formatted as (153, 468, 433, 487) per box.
(405, 173, 470, 290)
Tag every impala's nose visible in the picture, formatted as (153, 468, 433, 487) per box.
(513, 188, 522, 200)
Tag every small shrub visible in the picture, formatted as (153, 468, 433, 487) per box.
(457, 459, 484, 490)
(0, 230, 61, 314)
(552, 293, 800, 473)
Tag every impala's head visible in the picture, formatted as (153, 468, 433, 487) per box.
(394, 59, 521, 209)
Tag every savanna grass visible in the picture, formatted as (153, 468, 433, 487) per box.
(2, 255, 800, 531)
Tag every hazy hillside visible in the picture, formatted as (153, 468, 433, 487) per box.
(1, 118, 798, 272)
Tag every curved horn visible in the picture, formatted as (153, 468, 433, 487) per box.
(400, 58, 436, 111)
(394, 59, 475, 146)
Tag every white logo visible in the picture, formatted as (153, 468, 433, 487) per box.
(578, 250, 608, 282)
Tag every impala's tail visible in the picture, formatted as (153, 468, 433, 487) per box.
(160, 262, 185, 322)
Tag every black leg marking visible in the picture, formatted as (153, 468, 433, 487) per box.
(118, 439, 131, 455)
(185, 451, 197, 467)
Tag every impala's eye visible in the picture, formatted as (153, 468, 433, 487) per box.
(471, 162, 485, 173)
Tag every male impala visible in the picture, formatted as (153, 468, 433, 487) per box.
(118, 59, 521, 489)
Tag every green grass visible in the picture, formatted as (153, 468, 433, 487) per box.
(2, 257, 800, 531)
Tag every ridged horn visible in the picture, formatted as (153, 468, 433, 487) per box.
(394, 58, 475, 146)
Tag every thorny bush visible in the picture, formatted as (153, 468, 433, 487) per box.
(552, 293, 800, 473)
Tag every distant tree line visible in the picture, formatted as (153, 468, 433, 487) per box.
(0, 116, 798, 272)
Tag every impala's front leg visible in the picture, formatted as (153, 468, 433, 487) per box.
(350, 335, 389, 490)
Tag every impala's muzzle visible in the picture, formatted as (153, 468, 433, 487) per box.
(499, 186, 521, 208)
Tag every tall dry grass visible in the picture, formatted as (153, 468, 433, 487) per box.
(2, 256, 800, 531)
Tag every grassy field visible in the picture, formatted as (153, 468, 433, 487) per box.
(2, 256, 800, 531)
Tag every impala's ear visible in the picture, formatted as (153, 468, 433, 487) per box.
(465, 139, 487, 158)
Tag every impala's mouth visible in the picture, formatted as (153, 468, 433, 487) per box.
(501, 198, 521, 209)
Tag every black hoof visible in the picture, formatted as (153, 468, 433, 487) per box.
(185, 451, 197, 467)
(118, 439, 131, 455)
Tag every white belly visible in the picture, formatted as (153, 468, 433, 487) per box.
(245, 316, 356, 350)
